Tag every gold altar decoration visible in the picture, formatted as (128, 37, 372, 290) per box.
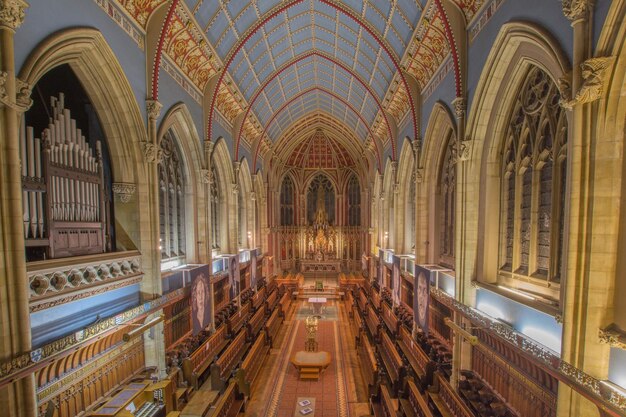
(304, 315, 319, 352)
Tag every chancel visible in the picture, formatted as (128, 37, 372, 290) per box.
(0, 1, 625, 417)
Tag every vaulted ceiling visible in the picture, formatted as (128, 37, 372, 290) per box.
(117, 0, 486, 169)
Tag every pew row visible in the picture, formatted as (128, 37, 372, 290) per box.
(265, 308, 282, 348)
(210, 330, 249, 392)
(371, 385, 399, 417)
(251, 287, 266, 311)
(370, 288, 381, 312)
(265, 290, 278, 315)
(226, 302, 251, 338)
(379, 331, 406, 396)
(235, 331, 270, 397)
(278, 291, 292, 318)
(398, 327, 434, 389)
(382, 302, 400, 338)
(246, 306, 265, 342)
(182, 326, 229, 389)
(365, 305, 381, 342)
(429, 372, 474, 417)
(358, 330, 380, 398)
(399, 379, 434, 417)
(351, 305, 363, 347)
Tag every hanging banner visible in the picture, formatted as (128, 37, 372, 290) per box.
(229, 255, 240, 300)
(250, 254, 257, 290)
(414, 264, 431, 335)
(392, 255, 401, 306)
(378, 248, 384, 286)
(190, 265, 211, 335)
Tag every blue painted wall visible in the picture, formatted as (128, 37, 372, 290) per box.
(30, 284, 141, 348)
(475, 287, 563, 353)
(422, 67, 456, 140)
(16, 0, 147, 120)
(593, 0, 611, 49)
(158, 70, 205, 145)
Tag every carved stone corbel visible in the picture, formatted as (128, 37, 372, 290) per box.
(453, 137, 472, 163)
(562, 0, 591, 21)
(232, 183, 239, 195)
(142, 142, 163, 164)
(112, 183, 136, 203)
(199, 169, 211, 184)
(0, 0, 28, 31)
(15, 77, 32, 111)
(415, 168, 424, 184)
(599, 324, 626, 350)
(145, 99, 162, 120)
(560, 57, 615, 109)
(452, 97, 466, 119)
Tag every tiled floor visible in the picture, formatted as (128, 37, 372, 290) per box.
(245, 300, 369, 417)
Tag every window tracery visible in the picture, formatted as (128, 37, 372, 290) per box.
(498, 66, 568, 295)
(280, 175, 295, 226)
(439, 136, 456, 267)
(210, 166, 220, 250)
(159, 130, 185, 261)
(347, 175, 361, 227)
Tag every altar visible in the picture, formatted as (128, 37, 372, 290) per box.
(300, 260, 341, 273)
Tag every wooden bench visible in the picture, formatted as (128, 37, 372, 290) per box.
(357, 288, 369, 314)
(180, 387, 219, 417)
(365, 305, 381, 342)
(278, 291, 291, 318)
(225, 302, 251, 338)
(251, 287, 266, 311)
(265, 308, 282, 348)
(379, 331, 405, 396)
(265, 290, 278, 315)
(429, 372, 475, 417)
(235, 331, 269, 397)
(208, 381, 244, 417)
(345, 290, 355, 317)
(182, 325, 229, 389)
(382, 303, 400, 338)
(210, 330, 249, 392)
(351, 305, 363, 347)
(371, 385, 398, 417)
(246, 306, 265, 342)
(358, 330, 380, 398)
(397, 327, 434, 389)
(400, 379, 434, 417)
(370, 288, 382, 312)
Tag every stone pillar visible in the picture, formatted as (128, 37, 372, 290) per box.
(141, 99, 167, 379)
(413, 139, 427, 263)
(0, 1, 37, 415)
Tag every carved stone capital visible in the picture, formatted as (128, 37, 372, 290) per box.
(199, 169, 211, 184)
(145, 99, 162, 120)
(142, 142, 162, 164)
(232, 183, 239, 195)
(112, 183, 136, 203)
(560, 57, 615, 109)
(0, 0, 28, 31)
(412, 138, 421, 155)
(453, 137, 472, 162)
(562, 0, 591, 21)
(452, 97, 466, 118)
(415, 168, 424, 184)
(15, 77, 32, 111)
(599, 324, 626, 350)
(205, 140, 214, 154)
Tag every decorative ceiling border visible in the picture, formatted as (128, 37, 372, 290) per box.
(469, 0, 506, 44)
(93, 0, 145, 50)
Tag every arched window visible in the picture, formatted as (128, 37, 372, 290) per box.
(238, 186, 245, 246)
(439, 136, 455, 267)
(159, 130, 185, 261)
(210, 166, 220, 250)
(347, 175, 361, 226)
(498, 66, 567, 294)
(408, 170, 416, 252)
(280, 175, 295, 226)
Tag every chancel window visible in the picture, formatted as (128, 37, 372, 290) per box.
(439, 136, 455, 267)
(498, 66, 568, 297)
(159, 130, 185, 261)
(280, 175, 295, 226)
(210, 166, 220, 250)
(347, 175, 361, 226)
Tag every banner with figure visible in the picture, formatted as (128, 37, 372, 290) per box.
(378, 249, 384, 286)
(414, 264, 430, 335)
(250, 254, 257, 290)
(229, 255, 240, 300)
(190, 265, 211, 335)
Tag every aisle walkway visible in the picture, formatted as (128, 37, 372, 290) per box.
(245, 300, 369, 417)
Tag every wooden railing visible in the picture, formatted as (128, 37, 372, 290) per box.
(226, 302, 251, 337)
(398, 326, 434, 387)
(431, 372, 474, 417)
(246, 306, 265, 341)
(265, 308, 281, 348)
(210, 381, 244, 417)
(236, 331, 269, 397)
(210, 330, 249, 391)
(365, 305, 380, 342)
(265, 290, 278, 315)
(401, 379, 434, 417)
(382, 302, 399, 337)
(379, 331, 405, 395)
(279, 291, 291, 318)
(182, 325, 228, 388)
(357, 331, 379, 398)
(251, 287, 266, 311)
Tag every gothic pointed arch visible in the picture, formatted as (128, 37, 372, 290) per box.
(210, 138, 235, 252)
(396, 138, 417, 254)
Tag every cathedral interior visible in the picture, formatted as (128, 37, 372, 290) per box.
(1, 0, 625, 416)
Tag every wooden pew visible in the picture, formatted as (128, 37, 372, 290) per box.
(278, 291, 291, 318)
(429, 372, 474, 417)
(210, 330, 249, 392)
(371, 385, 399, 417)
(225, 302, 251, 338)
(265, 308, 282, 348)
(358, 330, 380, 398)
(205, 381, 244, 417)
(379, 331, 406, 396)
(397, 327, 434, 389)
(246, 306, 265, 342)
(251, 287, 266, 311)
(182, 325, 229, 389)
(235, 331, 269, 397)
(265, 290, 278, 315)
(357, 288, 369, 314)
(351, 305, 363, 347)
(370, 288, 382, 312)
(266, 280, 277, 296)
(382, 302, 400, 338)
(365, 305, 381, 342)
(400, 379, 434, 417)
(345, 290, 355, 317)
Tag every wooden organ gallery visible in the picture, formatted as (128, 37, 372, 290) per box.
(0, 1, 625, 417)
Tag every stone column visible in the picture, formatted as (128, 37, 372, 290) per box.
(141, 99, 167, 379)
(0, 1, 37, 416)
(413, 139, 427, 263)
